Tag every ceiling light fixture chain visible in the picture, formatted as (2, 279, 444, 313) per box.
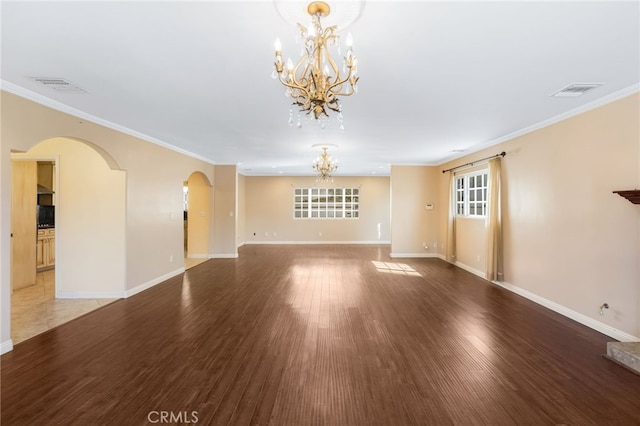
(273, 1, 359, 129)
(312, 146, 338, 182)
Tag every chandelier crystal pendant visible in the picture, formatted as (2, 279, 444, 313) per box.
(273, 1, 359, 127)
(312, 146, 338, 182)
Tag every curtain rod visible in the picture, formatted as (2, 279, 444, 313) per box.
(442, 151, 506, 174)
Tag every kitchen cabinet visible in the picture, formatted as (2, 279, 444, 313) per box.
(36, 228, 55, 270)
(37, 161, 55, 205)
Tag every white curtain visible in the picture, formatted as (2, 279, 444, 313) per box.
(446, 171, 456, 264)
(485, 157, 503, 281)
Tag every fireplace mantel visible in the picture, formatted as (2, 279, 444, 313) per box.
(613, 190, 640, 204)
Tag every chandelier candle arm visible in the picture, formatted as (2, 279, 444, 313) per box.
(272, 1, 360, 123)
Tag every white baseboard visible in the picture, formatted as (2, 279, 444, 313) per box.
(390, 252, 440, 258)
(493, 280, 640, 342)
(211, 253, 239, 259)
(1, 339, 14, 355)
(445, 261, 637, 341)
(244, 240, 391, 245)
(125, 267, 185, 298)
(186, 254, 210, 259)
(454, 261, 487, 279)
(56, 291, 125, 299)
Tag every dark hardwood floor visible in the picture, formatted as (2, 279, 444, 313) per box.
(2, 245, 639, 425)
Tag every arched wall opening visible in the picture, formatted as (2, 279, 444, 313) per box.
(185, 171, 212, 260)
(16, 136, 126, 298)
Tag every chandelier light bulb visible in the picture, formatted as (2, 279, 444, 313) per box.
(346, 32, 353, 47)
(274, 37, 282, 51)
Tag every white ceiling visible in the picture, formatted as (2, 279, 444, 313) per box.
(2, 1, 639, 176)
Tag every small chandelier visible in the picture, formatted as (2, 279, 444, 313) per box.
(273, 1, 359, 128)
(312, 146, 338, 181)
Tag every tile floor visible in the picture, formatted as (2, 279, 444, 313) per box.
(184, 257, 209, 270)
(10, 269, 118, 345)
(11, 258, 210, 345)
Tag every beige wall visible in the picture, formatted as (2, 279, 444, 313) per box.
(439, 93, 640, 338)
(390, 166, 439, 257)
(237, 173, 246, 248)
(243, 176, 390, 244)
(453, 217, 487, 275)
(1, 91, 217, 351)
(213, 165, 238, 257)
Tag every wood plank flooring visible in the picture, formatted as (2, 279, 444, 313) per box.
(2, 245, 639, 425)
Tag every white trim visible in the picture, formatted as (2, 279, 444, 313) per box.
(4, 81, 637, 172)
(447, 84, 640, 161)
(56, 291, 124, 299)
(1, 339, 14, 355)
(244, 240, 391, 245)
(454, 261, 487, 279)
(124, 267, 185, 298)
(211, 253, 239, 259)
(455, 171, 489, 218)
(1, 81, 216, 165)
(390, 252, 441, 259)
(493, 280, 640, 342)
(293, 186, 361, 220)
(186, 254, 210, 259)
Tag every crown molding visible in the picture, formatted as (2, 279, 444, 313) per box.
(3, 80, 637, 172)
(436, 83, 640, 166)
(0, 80, 216, 165)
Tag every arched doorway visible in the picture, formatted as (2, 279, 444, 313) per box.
(184, 171, 212, 269)
(10, 137, 126, 344)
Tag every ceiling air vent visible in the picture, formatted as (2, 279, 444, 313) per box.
(31, 78, 88, 93)
(551, 83, 603, 98)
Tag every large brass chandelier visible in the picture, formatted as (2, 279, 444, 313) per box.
(273, 1, 359, 128)
(312, 146, 338, 181)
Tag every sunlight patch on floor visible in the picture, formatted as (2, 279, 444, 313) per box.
(371, 261, 421, 277)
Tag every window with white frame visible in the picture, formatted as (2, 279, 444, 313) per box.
(293, 187, 359, 219)
(455, 171, 488, 217)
